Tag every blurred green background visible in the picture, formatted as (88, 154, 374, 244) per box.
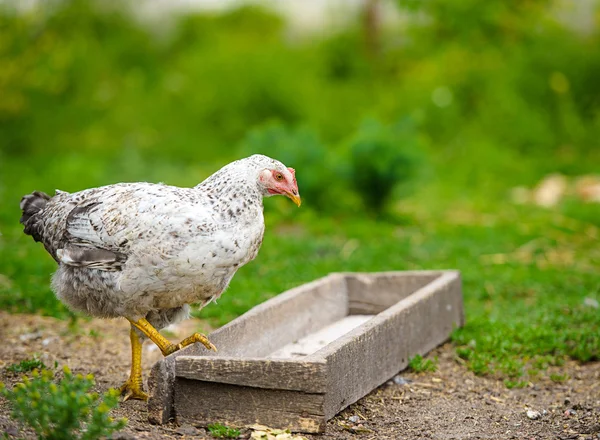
(0, 0, 598, 384)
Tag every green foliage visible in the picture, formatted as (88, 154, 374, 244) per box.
(207, 423, 240, 439)
(0, 366, 127, 440)
(347, 118, 421, 215)
(408, 354, 438, 373)
(6, 356, 47, 374)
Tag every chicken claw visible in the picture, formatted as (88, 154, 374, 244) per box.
(176, 332, 218, 352)
(119, 380, 149, 402)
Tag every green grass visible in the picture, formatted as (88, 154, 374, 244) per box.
(207, 423, 241, 439)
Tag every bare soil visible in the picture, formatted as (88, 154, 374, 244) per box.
(1, 311, 599, 440)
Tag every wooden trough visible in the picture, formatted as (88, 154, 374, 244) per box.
(147, 270, 463, 433)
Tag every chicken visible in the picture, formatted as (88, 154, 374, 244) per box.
(19, 154, 301, 401)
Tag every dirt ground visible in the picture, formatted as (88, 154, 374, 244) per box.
(1, 311, 599, 440)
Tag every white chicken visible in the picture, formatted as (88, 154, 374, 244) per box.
(20, 154, 301, 400)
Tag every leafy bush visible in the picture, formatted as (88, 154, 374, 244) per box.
(346, 118, 422, 216)
(0, 366, 127, 440)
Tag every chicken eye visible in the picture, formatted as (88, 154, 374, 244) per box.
(275, 173, 284, 181)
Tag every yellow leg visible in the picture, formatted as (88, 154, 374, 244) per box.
(119, 326, 149, 401)
(127, 317, 217, 356)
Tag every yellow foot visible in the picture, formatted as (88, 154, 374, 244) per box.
(176, 332, 218, 353)
(119, 380, 148, 402)
(159, 333, 217, 356)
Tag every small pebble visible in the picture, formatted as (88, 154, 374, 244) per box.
(4, 426, 19, 437)
(526, 409, 542, 420)
(564, 409, 577, 417)
(177, 424, 198, 436)
(348, 415, 360, 423)
(393, 376, 412, 385)
(19, 331, 43, 342)
(111, 433, 136, 440)
(42, 337, 57, 347)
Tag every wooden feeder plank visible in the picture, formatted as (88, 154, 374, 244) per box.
(174, 380, 326, 433)
(175, 357, 328, 393)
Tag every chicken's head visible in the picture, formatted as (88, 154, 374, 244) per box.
(259, 166, 301, 207)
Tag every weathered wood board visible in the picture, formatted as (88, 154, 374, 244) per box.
(147, 271, 463, 433)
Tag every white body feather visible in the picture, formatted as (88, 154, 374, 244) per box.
(25, 155, 288, 327)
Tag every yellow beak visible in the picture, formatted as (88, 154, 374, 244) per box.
(287, 192, 302, 207)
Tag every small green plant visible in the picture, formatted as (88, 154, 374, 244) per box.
(0, 366, 127, 440)
(207, 423, 241, 439)
(6, 356, 47, 374)
(550, 373, 569, 383)
(456, 347, 472, 361)
(504, 380, 528, 389)
(499, 358, 525, 379)
(408, 354, 438, 373)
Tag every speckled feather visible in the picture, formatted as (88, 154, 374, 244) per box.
(20, 155, 293, 329)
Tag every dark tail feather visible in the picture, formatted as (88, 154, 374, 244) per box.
(20, 191, 51, 242)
